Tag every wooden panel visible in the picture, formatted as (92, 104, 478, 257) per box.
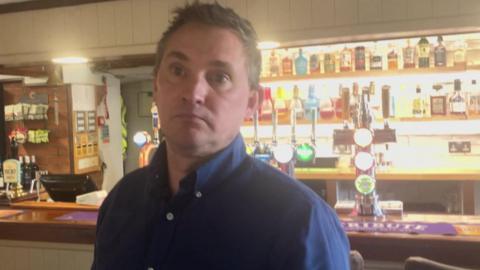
(3, 82, 73, 174)
(268, 0, 289, 31)
(459, 0, 480, 15)
(334, 0, 357, 26)
(132, 0, 151, 44)
(97, 1, 116, 47)
(246, 0, 268, 33)
(149, 0, 169, 43)
(80, 4, 100, 48)
(311, 0, 334, 28)
(463, 181, 475, 214)
(433, 0, 459, 17)
(358, 0, 381, 24)
(381, 0, 407, 22)
(114, 0, 133, 45)
(290, 0, 311, 30)
(63, 6, 83, 50)
(407, 0, 433, 19)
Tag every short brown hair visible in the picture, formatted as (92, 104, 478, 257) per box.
(153, 1, 261, 90)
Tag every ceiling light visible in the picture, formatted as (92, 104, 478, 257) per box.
(52, 57, 89, 64)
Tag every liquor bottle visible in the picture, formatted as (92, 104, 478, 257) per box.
(450, 79, 467, 115)
(430, 84, 447, 116)
(323, 51, 336, 73)
(309, 52, 321, 74)
(340, 87, 350, 120)
(261, 87, 274, 120)
(0, 156, 4, 188)
(10, 137, 18, 160)
(19, 156, 25, 187)
(269, 50, 280, 77)
(469, 80, 480, 115)
(354, 46, 366, 71)
(417, 37, 430, 68)
(403, 39, 416, 69)
(23, 155, 33, 190)
(350, 83, 360, 127)
(30, 155, 40, 182)
(387, 44, 398, 70)
(304, 84, 319, 121)
(381, 85, 391, 119)
(275, 86, 289, 121)
(370, 43, 383, 70)
(340, 46, 353, 72)
(434, 35, 447, 67)
(453, 41, 466, 67)
(291, 85, 305, 119)
(412, 86, 424, 118)
(281, 49, 293, 76)
(319, 87, 335, 120)
(295, 48, 308, 75)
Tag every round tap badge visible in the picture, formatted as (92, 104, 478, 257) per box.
(272, 144, 295, 164)
(354, 151, 375, 171)
(353, 128, 373, 148)
(296, 143, 315, 163)
(355, 174, 376, 195)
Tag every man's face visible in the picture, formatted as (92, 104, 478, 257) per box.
(154, 23, 259, 157)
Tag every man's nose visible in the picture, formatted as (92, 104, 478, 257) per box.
(182, 75, 208, 105)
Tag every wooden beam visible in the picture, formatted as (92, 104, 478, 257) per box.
(0, 65, 49, 78)
(0, 0, 120, 14)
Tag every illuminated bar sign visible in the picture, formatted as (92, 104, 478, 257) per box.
(3, 159, 21, 184)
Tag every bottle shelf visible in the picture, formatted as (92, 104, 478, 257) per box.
(260, 64, 474, 83)
(243, 113, 480, 126)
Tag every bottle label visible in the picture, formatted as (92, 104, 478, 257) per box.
(452, 102, 466, 113)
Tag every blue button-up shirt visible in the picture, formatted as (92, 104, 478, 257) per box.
(92, 134, 350, 269)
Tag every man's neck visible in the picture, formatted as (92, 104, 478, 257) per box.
(165, 144, 210, 195)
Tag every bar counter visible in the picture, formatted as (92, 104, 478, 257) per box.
(0, 202, 479, 268)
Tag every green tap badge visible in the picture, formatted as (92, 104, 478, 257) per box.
(355, 174, 376, 195)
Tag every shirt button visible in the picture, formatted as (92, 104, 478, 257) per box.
(166, 212, 174, 221)
(155, 174, 160, 179)
(195, 191, 202, 198)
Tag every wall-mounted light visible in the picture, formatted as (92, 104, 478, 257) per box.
(257, 41, 280, 50)
(52, 57, 89, 64)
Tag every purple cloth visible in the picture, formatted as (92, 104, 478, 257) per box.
(341, 221, 458, 235)
(55, 211, 98, 222)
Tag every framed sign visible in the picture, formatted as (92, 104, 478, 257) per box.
(75, 111, 86, 132)
(430, 96, 447, 116)
(87, 111, 97, 132)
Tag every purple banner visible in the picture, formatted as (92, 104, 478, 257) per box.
(55, 211, 98, 222)
(341, 221, 458, 235)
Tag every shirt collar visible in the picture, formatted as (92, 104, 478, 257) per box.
(147, 133, 248, 197)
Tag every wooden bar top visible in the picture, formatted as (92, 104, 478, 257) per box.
(295, 168, 480, 181)
(0, 202, 478, 267)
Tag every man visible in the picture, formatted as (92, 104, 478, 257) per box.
(92, 2, 350, 270)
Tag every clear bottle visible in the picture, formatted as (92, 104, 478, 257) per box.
(323, 50, 336, 73)
(275, 86, 289, 121)
(309, 52, 321, 74)
(370, 42, 383, 70)
(403, 39, 416, 69)
(354, 46, 366, 71)
(450, 79, 467, 115)
(281, 49, 293, 76)
(453, 41, 466, 67)
(434, 35, 447, 67)
(260, 87, 274, 120)
(269, 50, 280, 77)
(340, 46, 353, 72)
(291, 85, 305, 119)
(304, 84, 320, 121)
(417, 37, 430, 68)
(412, 86, 424, 118)
(469, 80, 480, 115)
(295, 48, 308, 75)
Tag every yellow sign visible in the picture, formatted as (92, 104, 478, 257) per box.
(3, 159, 21, 184)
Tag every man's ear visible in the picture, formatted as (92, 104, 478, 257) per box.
(245, 85, 263, 118)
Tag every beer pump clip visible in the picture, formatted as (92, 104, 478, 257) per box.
(272, 107, 297, 176)
(250, 111, 271, 163)
(295, 107, 317, 165)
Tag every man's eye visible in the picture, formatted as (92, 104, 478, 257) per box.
(208, 72, 231, 86)
(169, 64, 185, 77)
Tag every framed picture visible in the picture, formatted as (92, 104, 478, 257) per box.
(430, 96, 447, 115)
(75, 111, 86, 133)
(137, 92, 153, 117)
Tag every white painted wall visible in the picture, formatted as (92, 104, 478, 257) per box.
(62, 65, 123, 191)
(1, 0, 480, 65)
